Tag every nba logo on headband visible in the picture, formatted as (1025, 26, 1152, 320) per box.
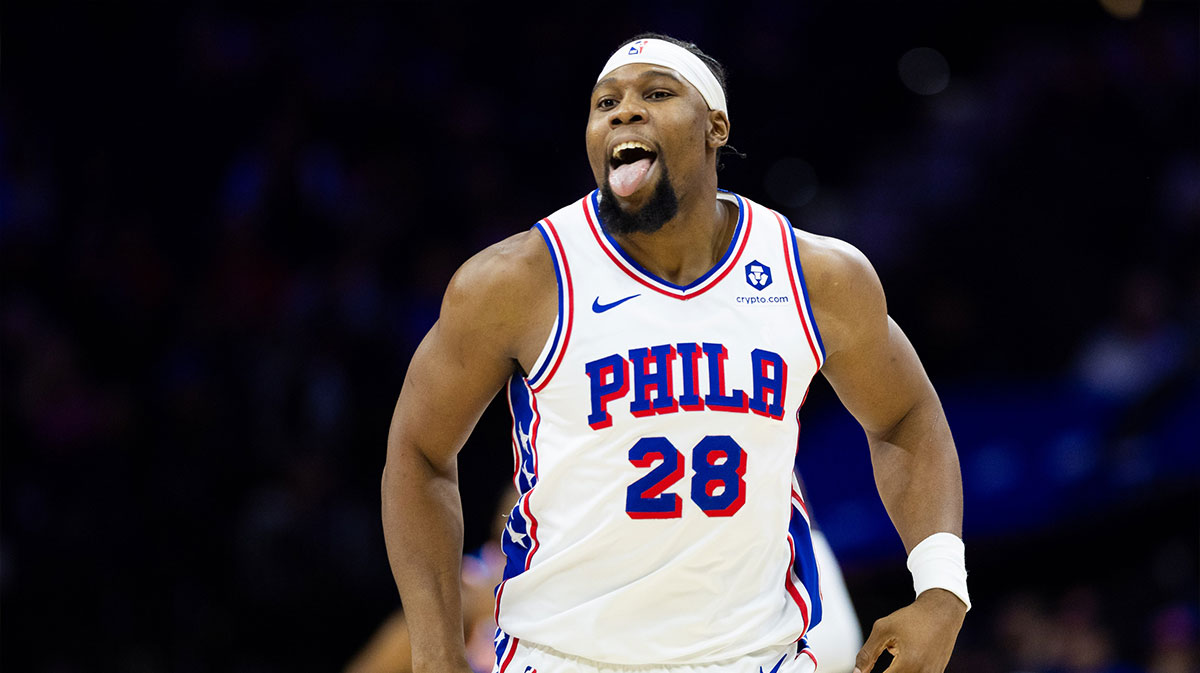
(598, 38, 728, 119)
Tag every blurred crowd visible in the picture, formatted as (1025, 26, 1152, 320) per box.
(2, 2, 1197, 672)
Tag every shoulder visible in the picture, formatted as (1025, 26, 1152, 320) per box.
(443, 228, 555, 317)
(447, 229, 554, 300)
(791, 228, 887, 359)
(440, 228, 557, 362)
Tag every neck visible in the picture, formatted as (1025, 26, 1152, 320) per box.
(611, 177, 733, 287)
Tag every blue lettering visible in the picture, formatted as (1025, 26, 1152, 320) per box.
(585, 354, 629, 429)
(702, 342, 748, 412)
(629, 344, 678, 417)
(749, 348, 787, 419)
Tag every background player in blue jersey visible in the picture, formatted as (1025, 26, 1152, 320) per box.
(383, 33, 969, 673)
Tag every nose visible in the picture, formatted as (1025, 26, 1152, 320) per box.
(609, 97, 647, 127)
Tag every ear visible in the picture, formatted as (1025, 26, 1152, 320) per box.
(706, 109, 730, 150)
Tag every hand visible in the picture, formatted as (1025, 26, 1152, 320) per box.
(853, 589, 967, 673)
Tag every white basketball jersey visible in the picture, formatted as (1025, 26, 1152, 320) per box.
(493, 190, 826, 667)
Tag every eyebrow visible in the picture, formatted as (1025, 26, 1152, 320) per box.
(592, 68, 684, 93)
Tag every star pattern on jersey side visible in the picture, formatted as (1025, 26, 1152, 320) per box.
(504, 517, 528, 548)
(516, 423, 536, 487)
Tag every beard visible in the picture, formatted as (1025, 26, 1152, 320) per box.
(598, 163, 680, 236)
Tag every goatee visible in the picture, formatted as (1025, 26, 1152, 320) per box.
(598, 165, 680, 236)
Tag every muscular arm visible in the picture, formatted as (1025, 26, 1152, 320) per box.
(800, 232, 965, 672)
(853, 320, 962, 550)
(381, 231, 555, 672)
(803, 234, 961, 554)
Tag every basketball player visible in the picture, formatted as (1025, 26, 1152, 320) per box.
(382, 34, 970, 673)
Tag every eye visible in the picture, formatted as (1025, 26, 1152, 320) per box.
(596, 97, 618, 110)
(648, 90, 674, 100)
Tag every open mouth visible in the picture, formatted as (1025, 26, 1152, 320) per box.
(610, 141, 657, 169)
(608, 141, 659, 197)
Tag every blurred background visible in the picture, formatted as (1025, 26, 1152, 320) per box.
(2, 1, 1197, 672)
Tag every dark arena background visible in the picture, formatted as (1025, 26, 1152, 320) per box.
(2, 1, 1198, 672)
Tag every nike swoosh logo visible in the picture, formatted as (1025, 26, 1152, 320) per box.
(592, 293, 640, 313)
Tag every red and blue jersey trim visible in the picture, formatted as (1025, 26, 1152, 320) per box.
(774, 210, 825, 370)
(785, 481, 821, 638)
(783, 398, 822, 638)
(583, 190, 752, 300)
(491, 628, 518, 673)
(527, 218, 573, 393)
(783, 404, 823, 640)
(798, 647, 818, 670)
(495, 377, 543, 630)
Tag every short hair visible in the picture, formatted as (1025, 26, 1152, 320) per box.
(614, 32, 744, 169)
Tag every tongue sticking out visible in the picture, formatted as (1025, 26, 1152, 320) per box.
(609, 158, 653, 197)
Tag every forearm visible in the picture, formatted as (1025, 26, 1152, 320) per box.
(867, 393, 963, 554)
(381, 443, 470, 670)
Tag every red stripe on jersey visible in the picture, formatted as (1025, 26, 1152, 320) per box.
(498, 636, 519, 673)
(506, 386, 521, 490)
(784, 534, 812, 632)
(582, 194, 753, 300)
(774, 210, 822, 370)
(791, 488, 811, 519)
(522, 387, 542, 569)
(531, 219, 573, 393)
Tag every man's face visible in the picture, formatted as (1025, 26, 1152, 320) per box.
(586, 64, 719, 217)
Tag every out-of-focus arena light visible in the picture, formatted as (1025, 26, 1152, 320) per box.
(765, 157, 819, 208)
(898, 47, 950, 96)
(1098, 0, 1144, 19)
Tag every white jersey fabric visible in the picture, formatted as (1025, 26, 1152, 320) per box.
(493, 190, 826, 669)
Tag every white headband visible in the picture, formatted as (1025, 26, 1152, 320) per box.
(596, 38, 728, 119)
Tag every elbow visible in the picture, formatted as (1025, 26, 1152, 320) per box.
(381, 439, 456, 502)
(380, 442, 415, 509)
(867, 391, 950, 454)
(876, 403, 917, 445)
(869, 396, 923, 446)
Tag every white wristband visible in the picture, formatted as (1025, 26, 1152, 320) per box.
(906, 532, 971, 611)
